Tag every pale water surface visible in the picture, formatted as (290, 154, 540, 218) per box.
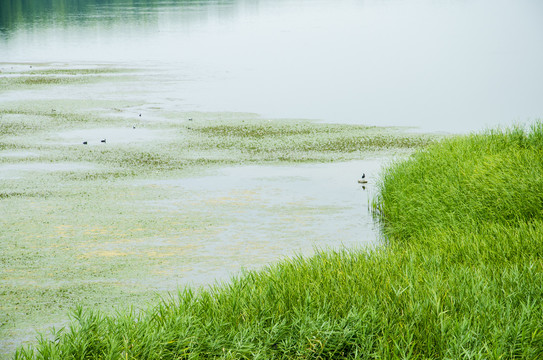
(134, 159, 385, 287)
(1, 0, 542, 133)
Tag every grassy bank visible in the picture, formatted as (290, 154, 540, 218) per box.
(12, 123, 543, 359)
(1, 64, 436, 357)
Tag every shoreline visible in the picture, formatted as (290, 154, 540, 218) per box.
(0, 63, 435, 357)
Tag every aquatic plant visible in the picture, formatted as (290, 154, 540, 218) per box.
(187, 120, 432, 162)
(13, 123, 543, 359)
(1, 83, 436, 357)
(0, 66, 134, 90)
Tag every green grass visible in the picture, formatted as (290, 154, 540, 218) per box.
(12, 123, 543, 359)
(375, 122, 543, 241)
(4, 64, 539, 358)
(1, 66, 435, 358)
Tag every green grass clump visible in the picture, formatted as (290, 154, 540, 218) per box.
(14, 123, 543, 359)
(376, 122, 543, 241)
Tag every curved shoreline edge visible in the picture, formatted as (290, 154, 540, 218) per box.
(13, 122, 543, 359)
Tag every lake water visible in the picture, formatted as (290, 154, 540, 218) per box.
(133, 159, 385, 287)
(1, 0, 542, 133)
(2, 2, 541, 353)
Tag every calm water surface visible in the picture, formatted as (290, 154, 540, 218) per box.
(135, 159, 385, 287)
(1, 0, 542, 133)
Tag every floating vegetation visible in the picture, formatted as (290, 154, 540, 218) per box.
(12, 123, 543, 359)
(186, 119, 435, 163)
(28, 68, 136, 76)
(1, 63, 442, 358)
(0, 65, 135, 91)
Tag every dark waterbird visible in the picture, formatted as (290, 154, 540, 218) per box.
(358, 173, 367, 184)
(83, 141, 87, 145)
(101, 139, 106, 143)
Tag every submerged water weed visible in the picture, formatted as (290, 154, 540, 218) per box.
(0, 108, 115, 132)
(13, 123, 543, 359)
(0, 76, 89, 86)
(0, 66, 135, 89)
(0, 113, 50, 136)
(2, 81, 437, 357)
(187, 120, 433, 162)
(0, 64, 435, 358)
(1, 106, 433, 181)
(14, 246, 543, 359)
(28, 68, 136, 76)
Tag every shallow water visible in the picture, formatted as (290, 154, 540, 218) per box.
(53, 127, 169, 145)
(1, 0, 542, 133)
(135, 159, 385, 286)
(0, 162, 98, 179)
(0, 156, 390, 357)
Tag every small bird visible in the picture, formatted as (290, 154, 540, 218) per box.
(101, 139, 106, 143)
(133, 125, 136, 129)
(83, 141, 88, 145)
(358, 173, 368, 184)
(139, 113, 142, 117)
(188, 118, 193, 121)
(361, 173, 366, 179)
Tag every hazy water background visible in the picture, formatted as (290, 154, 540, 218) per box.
(1, 0, 542, 133)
